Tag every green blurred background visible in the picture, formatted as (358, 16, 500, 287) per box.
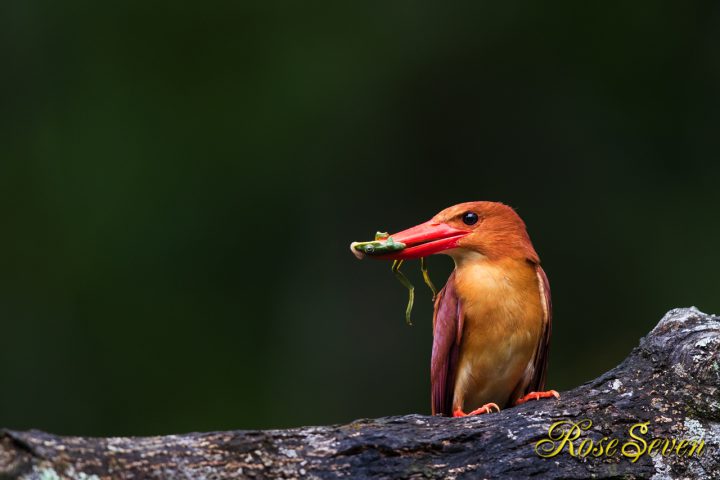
(2, 2, 719, 436)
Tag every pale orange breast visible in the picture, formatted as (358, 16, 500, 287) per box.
(451, 256, 544, 410)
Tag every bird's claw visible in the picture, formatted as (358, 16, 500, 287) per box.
(452, 402, 501, 417)
(514, 390, 560, 406)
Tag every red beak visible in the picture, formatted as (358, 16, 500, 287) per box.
(381, 220, 470, 260)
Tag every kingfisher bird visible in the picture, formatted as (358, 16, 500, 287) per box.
(351, 201, 558, 417)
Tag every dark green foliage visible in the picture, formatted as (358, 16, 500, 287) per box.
(1, 1, 719, 435)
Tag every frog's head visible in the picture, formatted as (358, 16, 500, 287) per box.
(350, 232, 407, 260)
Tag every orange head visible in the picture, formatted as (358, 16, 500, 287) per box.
(352, 201, 539, 264)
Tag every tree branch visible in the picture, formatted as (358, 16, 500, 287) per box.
(2, 307, 719, 479)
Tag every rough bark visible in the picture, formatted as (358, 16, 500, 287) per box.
(1, 307, 719, 480)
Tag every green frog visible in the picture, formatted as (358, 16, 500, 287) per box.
(351, 232, 406, 256)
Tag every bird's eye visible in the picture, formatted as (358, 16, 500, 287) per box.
(462, 212, 479, 225)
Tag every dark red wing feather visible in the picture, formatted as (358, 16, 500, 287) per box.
(430, 271, 462, 416)
(528, 265, 552, 393)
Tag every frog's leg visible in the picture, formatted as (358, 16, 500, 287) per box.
(420, 257, 437, 301)
(392, 259, 414, 326)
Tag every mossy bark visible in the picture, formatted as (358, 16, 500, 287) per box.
(2, 308, 719, 479)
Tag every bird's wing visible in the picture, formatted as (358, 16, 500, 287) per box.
(528, 265, 552, 393)
(431, 271, 462, 416)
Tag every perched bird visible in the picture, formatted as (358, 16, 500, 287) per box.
(351, 201, 558, 416)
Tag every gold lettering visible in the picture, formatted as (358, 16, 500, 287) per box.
(605, 438, 619, 456)
(534, 419, 706, 461)
(660, 438, 677, 456)
(578, 438, 594, 457)
(647, 438, 662, 456)
(622, 422, 649, 463)
(686, 440, 705, 457)
(675, 439, 689, 456)
(590, 437, 609, 457)
(535, 420, 591, 458)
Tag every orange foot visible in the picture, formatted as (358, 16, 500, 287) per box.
(514, 390, 560, 406)
(452, 403, 501, 417)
